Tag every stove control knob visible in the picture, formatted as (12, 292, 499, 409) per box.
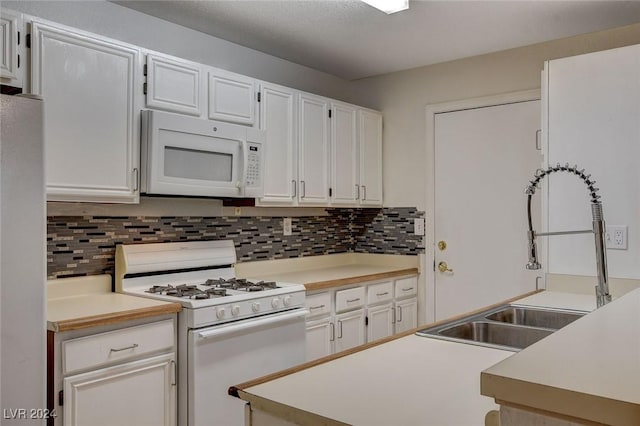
(271, 298, 280, 309)
(283, 295, 293, 307)
(216, 307, 226, 319)
(251, 302, 260, 313)
(231, 305, 240, 316)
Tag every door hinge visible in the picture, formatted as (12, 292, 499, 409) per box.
(26, 33, 31, 49)
(143, 64, 147, 76)
(365, 316, 368, 326)
(143, 82, 147, 95)
(328, 109, 332, 118)
(535, 129, 542, 151)
(257, 92, 261, 102)
(17, 54, 20, 69)
(17, 31, 20, 45)
(58, 390, 64, 406)
(329, 187, 332, 197)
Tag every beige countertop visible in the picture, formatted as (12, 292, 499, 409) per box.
(47, 275, 181, 332)
(237, 335, 512, 426)
(481, 288, 640, 425)
(236, 253, 420, 291)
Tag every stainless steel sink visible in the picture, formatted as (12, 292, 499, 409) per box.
(416, 304, 587, 351)
(484, 306, 584, 330)
(438, 320, 553, 350)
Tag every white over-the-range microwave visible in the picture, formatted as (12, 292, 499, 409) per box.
(140, 110, 264, 198)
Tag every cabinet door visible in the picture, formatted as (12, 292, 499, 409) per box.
(258, 82, 298, 204)
(335, 309, 365, 353)
(145, 54, 203, 116)
(305, 316, 333, 362)
(359, 110, 383, 206)
(331, 102, 358, 205)
(63, 353, 176, 426)
(366, 303, 394, 343)
(0, 9, 22, 87)
(395, 297, 418, 334)
(208, 68, 256, 125)
(298, 93, 330, 204)
(31, 21, 140, 203)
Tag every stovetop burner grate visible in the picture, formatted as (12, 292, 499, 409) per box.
(145, 278, 279, 299)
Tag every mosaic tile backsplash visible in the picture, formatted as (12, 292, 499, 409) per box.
(47, 208, 424, 279)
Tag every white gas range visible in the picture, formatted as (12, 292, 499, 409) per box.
(115, 240, 307, 426)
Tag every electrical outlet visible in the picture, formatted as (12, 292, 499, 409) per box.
(605, 225, 628, 250)
(234, 207, 241, 216)
(283, 217, 292, 236)
(414, 218, 425, 236)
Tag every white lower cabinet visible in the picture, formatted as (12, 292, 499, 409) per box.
(394, 297, 418, 333)
(305, 275, 418, 362)
(366, 303, 394, 342)
(50, 317, 177, 426)
(305, 316, 333, 361)
(63, 353, 175, 426)
(334, 309, 366, 353)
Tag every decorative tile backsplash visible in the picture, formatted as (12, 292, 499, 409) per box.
(47, 208, 424, 279)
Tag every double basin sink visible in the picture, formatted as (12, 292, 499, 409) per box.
(416, 305, 587, 351)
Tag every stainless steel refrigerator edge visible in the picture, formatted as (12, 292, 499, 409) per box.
(1, 94, 46, 424)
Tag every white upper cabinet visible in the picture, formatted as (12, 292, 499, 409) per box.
(298, 93, 330, 204)
(258, 82, 298, 203)
(31, 20, 141, 203)
(330, 102, 359, 205)
(0, 9, 22, 88)
(359, 109, 383, 206)
(208, 68, 257, 125)
(145, 53, 203, 116)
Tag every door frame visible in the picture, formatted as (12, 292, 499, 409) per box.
(424, 89, 540, 323)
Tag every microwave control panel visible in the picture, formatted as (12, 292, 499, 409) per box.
(246, 143, 262, 188)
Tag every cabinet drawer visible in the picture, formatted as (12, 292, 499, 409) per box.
(306, 292, 331, 317)
(63, 320, 174, 375)
(335, 286, 365, 312)
(395, 276, 418, 298)
(367, 281, 393, 305)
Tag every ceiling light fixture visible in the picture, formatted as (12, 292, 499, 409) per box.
(361, 0, 409, 14)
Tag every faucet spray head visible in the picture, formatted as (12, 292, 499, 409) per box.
(526, 230, 542, 270)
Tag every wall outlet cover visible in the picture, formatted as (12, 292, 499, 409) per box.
(414, 218, 425, 236)
(605, 225, 628, 250)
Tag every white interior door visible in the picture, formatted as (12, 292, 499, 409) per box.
(434, 100, 542, 321)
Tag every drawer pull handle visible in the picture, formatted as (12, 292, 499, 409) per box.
(109, 343, 139, 353)
(310, 304, 326, 310)
(402, 287, 414, 291)
(376, 292, 389, 296)
(346, 298, 361, 303)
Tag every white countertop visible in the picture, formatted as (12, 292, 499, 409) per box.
(512, 290, 597, 312)
(482, 288, 640, 425)
(241, 335, 512, 426)
(47, 275, 181, 332)
(236, 253, 420, 290)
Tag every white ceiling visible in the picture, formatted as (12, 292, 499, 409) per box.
(115, 0, 640, 80)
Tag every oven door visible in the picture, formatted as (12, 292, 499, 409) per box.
(186, 309, 307, 426)
(142, 110, 246, 197)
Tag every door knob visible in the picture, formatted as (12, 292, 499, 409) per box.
(438, 261, 453, 273)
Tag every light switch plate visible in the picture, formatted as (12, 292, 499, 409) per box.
(414, 218, 425, 236)
(283, 217, 292, 236)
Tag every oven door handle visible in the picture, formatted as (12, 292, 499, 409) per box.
(196, 309, 309, 341)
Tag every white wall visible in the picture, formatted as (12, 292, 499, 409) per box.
(3, 1, 367, 106)
(546, 44, 640, 280)
(352, 23, 640, 211)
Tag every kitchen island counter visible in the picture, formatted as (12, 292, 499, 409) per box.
(235, 334, 512, 426)
(481, 287, 640, 425)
